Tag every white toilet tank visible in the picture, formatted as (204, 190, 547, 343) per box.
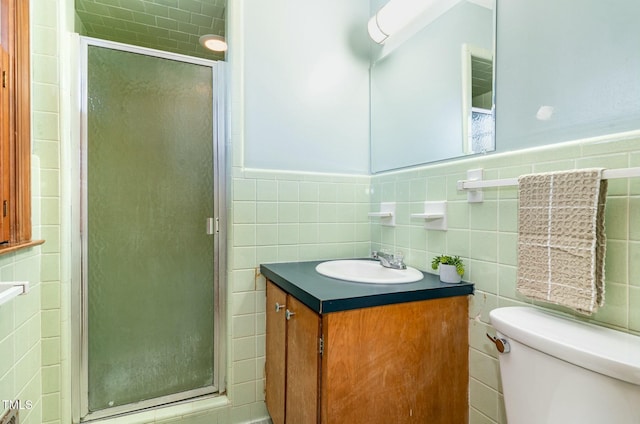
(490, 306, 640, 424)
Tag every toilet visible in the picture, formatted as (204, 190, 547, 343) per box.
(489, 306, 640, 424)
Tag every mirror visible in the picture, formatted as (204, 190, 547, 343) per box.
(370, 0, 495, 173)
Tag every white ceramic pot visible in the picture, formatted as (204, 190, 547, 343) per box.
(439, 264, 462, 284)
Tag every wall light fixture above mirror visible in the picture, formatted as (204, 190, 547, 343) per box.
(368, 0, 442, 44)
(368, 0, 465, 49)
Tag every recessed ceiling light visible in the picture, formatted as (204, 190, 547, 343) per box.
(199, 34, 228, 52)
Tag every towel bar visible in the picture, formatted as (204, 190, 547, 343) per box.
(0, 281, 30, 307)
(457, 166, 640, 191)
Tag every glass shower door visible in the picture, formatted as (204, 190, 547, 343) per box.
(83, 43, 220, 417)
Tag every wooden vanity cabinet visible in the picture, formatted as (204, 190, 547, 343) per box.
(265, 279, 469, 424)
(266, 281, 321, 424)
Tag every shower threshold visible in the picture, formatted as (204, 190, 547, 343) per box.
(80, 387, 219, 422)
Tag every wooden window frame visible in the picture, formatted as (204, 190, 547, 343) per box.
(0, 0, 43, 253)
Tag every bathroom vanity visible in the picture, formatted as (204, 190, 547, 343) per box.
(262, 260, 474, 424)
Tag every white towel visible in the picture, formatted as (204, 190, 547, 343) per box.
(516, 169, 607, 315)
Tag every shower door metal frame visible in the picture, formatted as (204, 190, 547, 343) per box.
(72, 37, 227, 422)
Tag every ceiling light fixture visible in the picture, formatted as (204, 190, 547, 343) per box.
(199, 34, 228, 52)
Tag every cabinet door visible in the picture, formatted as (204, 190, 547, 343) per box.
(266, 282, 287, 424)
(321, 296, 469, 424)
(285, 295, 321, 424)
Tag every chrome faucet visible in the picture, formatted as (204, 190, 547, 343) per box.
(371, 251, 406, 270)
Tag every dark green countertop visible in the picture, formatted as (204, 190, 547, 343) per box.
(260, 260, 474, 314)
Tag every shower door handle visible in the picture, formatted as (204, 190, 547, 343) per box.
(206, 217, 218, 235)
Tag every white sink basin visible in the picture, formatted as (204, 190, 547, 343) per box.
(315, 260, 423, 284)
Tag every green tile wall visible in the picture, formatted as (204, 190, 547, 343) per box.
(0, 0, 59, 422)
(370, 133, 640, 424)
(224, 133, 640, 424)
(0, 251, 43, 424)
(31, 0, 63, 423)
(227, 167, 371, 422)
(75, 0, 225, 60)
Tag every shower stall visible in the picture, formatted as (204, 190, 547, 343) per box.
(73, 37, 226, 421)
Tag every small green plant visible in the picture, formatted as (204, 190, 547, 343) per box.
(431, 255, 465, 276)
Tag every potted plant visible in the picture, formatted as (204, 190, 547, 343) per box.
(431, 255, 465, 283)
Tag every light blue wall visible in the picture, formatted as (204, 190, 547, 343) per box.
(241, 0, 371, 174)
(496, 0, 640, 150)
